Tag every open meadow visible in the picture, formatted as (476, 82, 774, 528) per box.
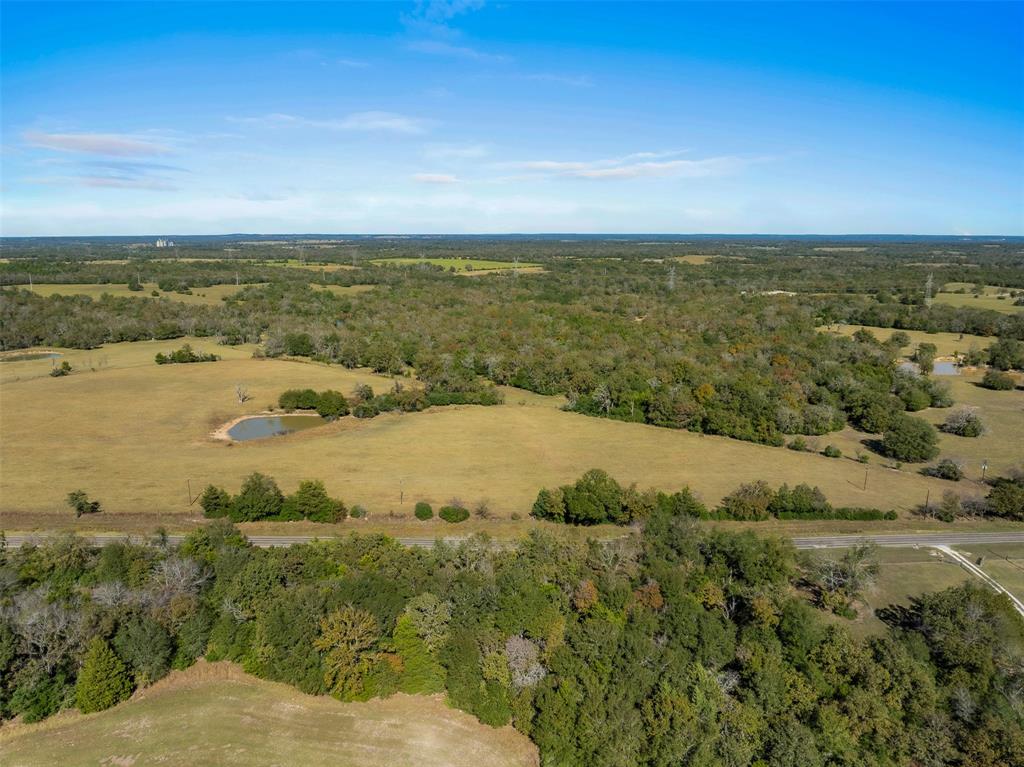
(0, 339, 978, 532)
(25, 282, 252, 306)
(935, 282, 1024, 314)
(819, 324, 998, 358)
(370, 257, 541, 274)
(0, 661, 538, 767)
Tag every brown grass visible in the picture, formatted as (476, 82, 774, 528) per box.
(0, 661, 538, 767)
(0, 340, 973, 534)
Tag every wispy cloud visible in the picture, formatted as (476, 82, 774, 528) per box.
(406, 40, 508, 62)
(412, 173, 460, 184)
(228, 111, 429, 135)
(23, 131, 172, 157)
(509, 151, 762, 181)
(336, 58, 370, 68)
(423, 142, 489, 159)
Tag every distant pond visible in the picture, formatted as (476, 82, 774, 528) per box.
(227, 414, 326, 441)
(898, 361, 960, 376)
(0, 352, 62, 363)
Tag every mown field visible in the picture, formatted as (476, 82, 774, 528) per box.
(0, 340, 973, 532)
(370, 257, 540, 274)
(936, 282, 1024, 315)
(26, 282, 251, 306)
(819, 324, 997, 357)
(0, 661, 537, 767)
(815, 547, 972, 638)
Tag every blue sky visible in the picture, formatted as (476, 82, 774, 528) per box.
(1, 1, 1022, 235)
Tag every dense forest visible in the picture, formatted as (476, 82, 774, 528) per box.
(3, 513, 1022, 766)
(1, 238, 1022, 449)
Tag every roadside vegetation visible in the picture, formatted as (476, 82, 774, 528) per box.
(2, 517, 1022, 766)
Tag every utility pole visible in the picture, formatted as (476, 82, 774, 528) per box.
(982, 460, 988, 482)
(863, 466, 868, 491)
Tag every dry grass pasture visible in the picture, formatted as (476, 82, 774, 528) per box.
(820, 325, 996, 358)
(25, 282, 251, 306)
(0, 341, 969, 531)
(933, 283, 1023, 315)
(0, 661, 537, 767)
(370, 257, 539, 274)
(815, 547, 972, 638)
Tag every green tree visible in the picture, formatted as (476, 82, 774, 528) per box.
(199, 485, 232, 518)
(561, 469, 623, 524)
(981, 369, 1016, 390)
(881, 414, 939, 462)
(315, 389, 349, 418)
(75, 638, 132, 713)
(313, 606, 380, 699)
(393, 614, 445, 693)
(66, 490, 101, 517)
(281, 480, 345, 523)
(113, 615, 172, 685)
(230, 473, 284, 522)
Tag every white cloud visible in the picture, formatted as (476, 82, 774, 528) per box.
(510, 151, 762, 181)
(23, 131, 172, 157)
(423, 142, 488, 159)
(228, 111, 428, 135)
(406, 39, 508, 62)
(412, 173, 460, 184)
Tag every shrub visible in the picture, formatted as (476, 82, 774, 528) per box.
(986, 477, 1024, 521)
(881, 415, 939, 462)
(531, 488, 565, 523)
(940, 408, 986, 438)
(439, 505, 470, 523)
(75, 639, 132, 714)
(349, 504, 368, 519)
(278, 388, 320, 410)
(718, 481, 775, 521)
(787, 437, 810, 452)
(769, 484, 830, 517)
(822, 444, 842, 458)
(924, 458, 964, 482)
(230, 472, 284, 522)
(67, 490, 101, 517)
(315, 390, 349, 418)
(414, 502, 433, 520)
(49, 360, 72, 377)
(154, 344, 219, 365)
(199, 485, 232, 518)
(981, 370, 1016, 390)
(282, 480, 346, 523)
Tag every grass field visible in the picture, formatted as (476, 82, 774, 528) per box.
(955, 543, 1024, 601)
(0, 661, 537, 767)
(806, 371, 1023, 480)
(370, 257, 540, 274)
(814, 547, 972, 637)
(23, 282, 252, 306)
(933, 283, 1023, 315)
(820, 325, 996, 358)
(0, 341, 972, 532)
(311, 283, 377, 296)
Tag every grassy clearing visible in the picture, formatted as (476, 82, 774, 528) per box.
(23, 282, 252, 306)
(934, 283, 1024, 314)
(954, 543, 1024, 601)
(820, 325, 995, 357)
(813, 547, 972, 638)
(0, 342, 967, 532)
(310, 283, 377, 296)
(370, 257, 539, 273)
(0, 661, 537, 767)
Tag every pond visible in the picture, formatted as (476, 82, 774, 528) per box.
(227, 414, 326, 441)
(898, 360, 960, 376)
(0, 352, 62, 363)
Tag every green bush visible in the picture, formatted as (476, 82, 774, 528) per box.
(414, 502, 433, 520)
(981, 369, 1016, 390)
(199, 485, 232, 518)
(49, 360, 72, 377)
(881, 414, 939, 462)
(154, 344, 219, 365)
(278, 388, 320, 410)
(924, 458, 964, 482)
(66, 490, 101, 517)
(718, 480, 775, 521)
(315, 389, 349, 418)
(439, 505, 470, 523)
(282, 480, 346, 523)
(75, 639, 132, 714)
(230, 472, 284, 522)
(349, 504, 368, 519)
(822, 444, 842, 458)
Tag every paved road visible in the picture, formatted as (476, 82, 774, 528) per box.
(5, 531, 1024, 550)
(790, 532, 1024, 549)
